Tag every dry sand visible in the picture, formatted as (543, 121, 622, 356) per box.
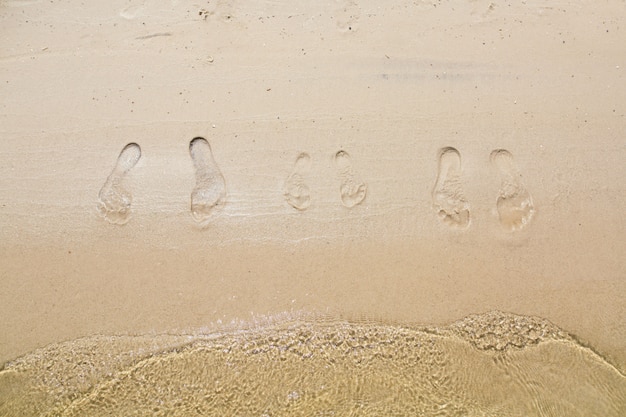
(0, 0, 624, 392)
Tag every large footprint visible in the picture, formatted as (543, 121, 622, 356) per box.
(189, 137, 226, 222)
(490, 149, 535, 231)
(284, 153, 312, 210)
(97, 143, 142, 225)
(334, 150, 367, 208)
(432, 147, 471, 229)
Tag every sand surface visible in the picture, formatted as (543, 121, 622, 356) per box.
(0, 0, 625, 388)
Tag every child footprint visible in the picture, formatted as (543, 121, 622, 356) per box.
(97, 143, 142, 225)
(189, 137, 226, 222)
(432, 147, 470, 229)
(284, 152, 312, 210)
(334, 150, 367, 208)
(490, 149, 535, 231)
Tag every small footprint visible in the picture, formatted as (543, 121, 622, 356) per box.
(334, 150, 367, 208)
(97, 143, 142, 225)
(490, 149, 535, 231)
(284, 153, 312, 210)
(189, 137, 226, 222)
(432, 147, 471, 229)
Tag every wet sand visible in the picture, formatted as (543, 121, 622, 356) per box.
(1, 0, 625, 413)
(2, 312, 625, 416)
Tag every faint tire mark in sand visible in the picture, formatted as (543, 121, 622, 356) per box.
(189, 137, 226, 223)
(432, 147, 470, 229)
(97, 143, 141, 225)
(334, 150, 367, 208)
(284, 153, 312, 211)
(490, 149, 535, 231)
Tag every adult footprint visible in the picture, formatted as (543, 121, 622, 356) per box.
(490, 149, 535, 231)
(432, 147, 470, 229)
(189, 137, 226, 222)
(97, 143, 142, 225)
(284, 153, 312, 210)
(334, 150, 367, 208)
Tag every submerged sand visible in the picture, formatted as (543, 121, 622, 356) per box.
(1, 0, 625, 412)
(1, 311, 625, 416)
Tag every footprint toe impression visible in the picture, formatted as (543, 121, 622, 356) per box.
(334, 150, 367, 208)
(284, 152, 312, 210)
(432, 147, 470, 229)
(189, 137, 226, 222)
(97, 143, 141, 225)
(490, 149, 535, 231)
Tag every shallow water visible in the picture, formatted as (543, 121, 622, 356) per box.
(1, 311, 624, 417)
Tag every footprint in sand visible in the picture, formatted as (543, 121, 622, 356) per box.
(97, 143, 142, 225)
(432, 147, 471, 229)
(334, 150, 367, 208)
(189, 137, 226, 222)
(490, 149, 535, 231)
(284, 153, 312, 211)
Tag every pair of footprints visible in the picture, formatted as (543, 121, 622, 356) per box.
(433, 147, 535, 231)
(98, 138, 226, 225)
(98, 139, 366, 225)
(283, 150, 367, 210)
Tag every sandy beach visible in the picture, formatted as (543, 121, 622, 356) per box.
(1, 0, 625, 414)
